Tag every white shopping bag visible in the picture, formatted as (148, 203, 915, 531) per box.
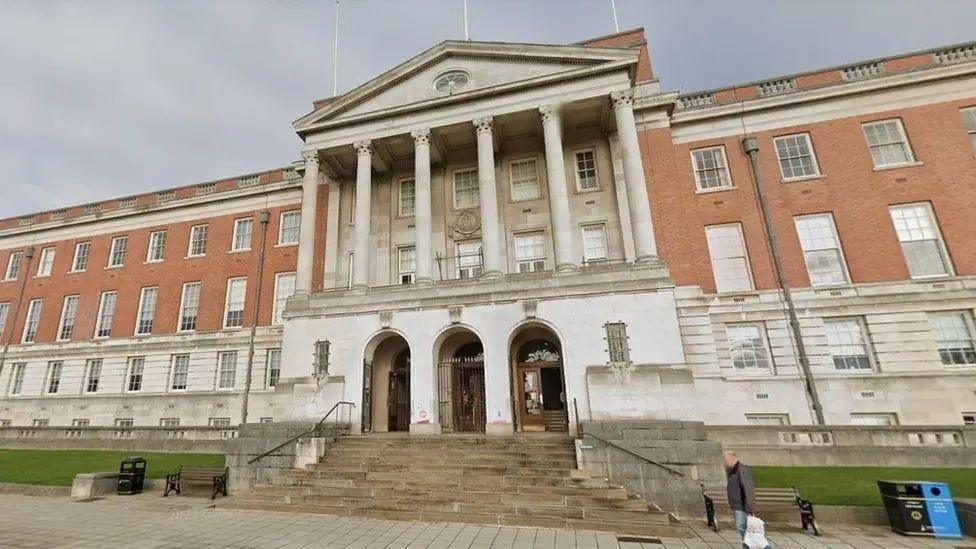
(743, 515, 769, 549)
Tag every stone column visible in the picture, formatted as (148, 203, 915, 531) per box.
(539, 104, 576, 272)
(473, 117, 503, 277)
(295, 150, 320, 295)
(411, 128, 434, 285)
(611, 89, 658, 263)
(352, 140, 373, 290)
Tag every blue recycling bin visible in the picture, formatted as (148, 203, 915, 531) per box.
(878, 480, 962, 539)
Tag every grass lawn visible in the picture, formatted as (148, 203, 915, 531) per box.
(0, 450, 224, 486)
(752, 466, 976, 507)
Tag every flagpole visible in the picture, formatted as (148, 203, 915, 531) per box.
(610, 0, 620, 33)
(333, 0, 340, 96)
(463, 0, 469, 40)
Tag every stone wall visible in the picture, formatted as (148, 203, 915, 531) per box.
(226, 422, 349, 492)
(0, 426, 232, 453)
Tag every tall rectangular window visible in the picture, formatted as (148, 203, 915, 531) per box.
(231, 218, 253, 251)
(962, 107, 976, 153)
(456, 240, 483, 279)
(45, 361, 63, 394)
(223, 277, 247, 328)
(889, 203, 952, 278)
(22, 299, 43, 343)
(453, 169, 480, 209)
(84, 359, 102, 393)
(862, 119, 915, 168)
(217, 351, 237, 389)
(582, 223, 609, 263)
(36, 247, 55, 277)
(726, 323, 772, 371)
(170, 354, 190, 391)
(278, 211, 301, 245)
(146, 231, 167, 262)
(773, 133, 821, 180)
(71, 242, 91, 272)
(126, 357, 145, 392)
(794, 214, 849, 285)
(0, 302, 9, 340)
(691, 146, 732, 191)
(94, 291, 117, 338)
(514, 231, 546, 273)
(824, 318, 873, 370)
(604, 322, 631, 364)
(4, 251, 22, 280)
(135, 287, 158, 336)
(574, 149, 599, 191)
(397, 247, 416, 285)
(107, 236, 127, 267)
(929, 312, 976, 365)
(8, 363, 25, 395)
(267, 348, 282, 389)
(188, 225, 209, 257)
(398, 179, 416, 216)
(178, 282, 201, 332)
(705, 224, 754, 292)
(272, 272, 296, 324)
(510, 158, 540, 201)
(57, 295, 79, 341)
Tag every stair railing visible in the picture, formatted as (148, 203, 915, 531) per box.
(581, 430, 685, 477)
(247, 401, 355, 465)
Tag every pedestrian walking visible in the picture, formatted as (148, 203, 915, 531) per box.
(724, 451, 773, 549)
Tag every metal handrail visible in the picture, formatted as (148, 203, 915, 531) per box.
(247, 401, 355, 465)
(582, 430, 686, 477)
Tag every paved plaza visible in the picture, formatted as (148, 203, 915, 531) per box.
(0, 494, 972, 548)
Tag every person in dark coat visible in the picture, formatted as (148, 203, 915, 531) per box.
(724, 451, 773, 548)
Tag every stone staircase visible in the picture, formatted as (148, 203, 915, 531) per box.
(223, 433, 691, 538)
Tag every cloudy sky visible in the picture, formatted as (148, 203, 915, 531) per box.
(2, 0, 973, 218)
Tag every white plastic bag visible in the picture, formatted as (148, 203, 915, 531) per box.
(743, 515, 770, 549)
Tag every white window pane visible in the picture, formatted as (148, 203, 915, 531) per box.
(824, 319, 872, 370)
(273, 273, 296, 324)
(930, 313, 976, 365)
(232, 219, 253, 251)
(179, 283, 201, 332)
(279, 211, 301, 244)
(889, 204, 950, 277)
(582, 224, 608, 261)
(726, 323, 771, 370)
(72, 242, 91, 271)
(510, 159, 540, 200)
(692, 147, 732, 190)
(774, 134, 819, 179)
(399, 179, 416, 216)
(224, 278, 247, 328)
(453, 170, 480, 209)
(109, 237, 127, 267)
(218, 352, 237, 389)
(189, 225, 209, 256)
(96, 292, 117, 338)
(37, 248, 55, 276)
(706, 225, 753, 292)
(456, 240, 483, 279)
(795, 215, 848, 285)
(23, 299, 43, 343)
(863, 120, 914, 167)
(575, 150, 598, 191)
(136, 287, 157, 335)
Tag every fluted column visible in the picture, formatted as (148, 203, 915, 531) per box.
(295, 150, 320, 295)
(539, 105, 576, 272)
(473, 117, 503, 277)
(411, 128, 433, 285)
(352, 140, 373, 290)
(611, 89, 658, 263)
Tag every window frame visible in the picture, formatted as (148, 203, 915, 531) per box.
(455, 240, 483, 279)
(793, 213, 850, 286)
(223, 277, 247, 329)
(71, 242, 91, 272)
(705, 223, 755, 293)
(83, 358, 102, 394)
(823, 317, 875, 371)
(272, 272, 296, 325)
(690, 146, 734, 192)
(962, 106, 976, 154)
(177, 282, 202, 333)
(278, 211, 301, 246)
(0, 302, 8, 340)
(134, 286, 158, 336)
(888, 202, 954, 279)
(604, 322, 631, 364)
(452, 167, 480, 210)
(216, 351, 237, 390)
(45, 361, 63, 395)
(4, 251, 23, 281)
(513, 230, 547, 273)
(861, 118, 916, 168)
(36, 247, 55, 277)
(94, 291, 117, 339)
(187, 224, 209, 257)
(107, 236, 127, 268)
(508, 156, 542, 202)
(928, 311, 976, 366)
(397, 178, 416, 217)
(773, 132, 822, 181)
(231, 218, 253, 252)
(573, 148, 600, 192)
(8, 363, 26, 396)
(396, 246, 416, 285)
(125, 357, 145, 393)
(581, 222, 609, 264)
(170, 354, 190, 392)
(146, 230, 167, 263)
(726, 322, 774, 373)
(22, 299, 43, 343)
(56, 295, 80, 342)
(266, 348, 282, 389)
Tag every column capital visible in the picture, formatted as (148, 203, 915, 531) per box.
(301, 150, 320, 166)
(472, 116, 493, 135)
(410, 128, 431, 146)
(353, 140, 373, 157)
(538, 104, 559, 124)
(610, 89, 635, 111)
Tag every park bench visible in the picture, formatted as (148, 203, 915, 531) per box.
(702, 485, 819, 535)
(163, 466, 228, 499)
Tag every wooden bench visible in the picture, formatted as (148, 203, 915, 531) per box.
(702, 485, 819, 535)
(163, 466, 228, 499)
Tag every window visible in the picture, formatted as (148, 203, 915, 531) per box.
(394, 247, 416, 285)
(177, 282, 201, 332)
(223, 277, 247, 329)
(135, 287, 158, 335)
(346, 252, 355, 289)
(962, 107, 976, 153)
(4, 251, 22, 280)
(231, 218, 253, 251)
(574, 149, 598, 191)
(57, 295, 79, 341)
(22, 299, 43, 343)
(851, 413, 899, 426)
(964, 413, 975, 426)
(794, 214, 849, 285)
(456, 240, 483, 279)
(398, 179, 416, 216)
(929, 312, 976, 365)
(453, 169, 479, 209)
(0, 420, 10, 427)
(727, 323, 772, 371)
(71, 242, 91, 272)
(705, 224, 754, 292)
(267, 348, 281, 389)
(115, 418, 134, 427)
(33, 419, 49, 427)
(824, 318, 873, 370)
(260, 417, 274, 424)
(514, 231, 547, 273)
(170, 354, 190, 391)
(604, 322, 631, 364)
(107, 236, 127, 267)
(582, 223, 609, 263)
(272, 272, 296, 324)
(160, 418, 181, 427)
(8, 363, 25, 395)
(278, 211, 301, 245)
(36, 247, 55, 277)
(188, 225, 208, 257)
(45, 361, 63, 394)
(84, 359, 102, 393)
(314, 340, 330, 375)
(0, 302, 9, 339)
(72, 419, 89, 427)
(217, 351, 237, 390)
(146, 231, 166, 262)
(510, 158, 540, 201)
(209, 418, 231, 427)
(691, 146, 732, 191)
(94, 291, 117, 338)
(889, 203, 952, 278)
(862, 119, 915, 168)
(126, 357, 145, 392)
(774, 133, 821, 180)
(746, 414, 790, 425)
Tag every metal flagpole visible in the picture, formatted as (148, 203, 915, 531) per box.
(333, 0, 340, 96)
(610, 0, 620, 32)
(463, 0, 469, 40)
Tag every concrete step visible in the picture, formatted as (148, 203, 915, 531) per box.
(273, 474, 615, 491)
(262, 480, 629, 499)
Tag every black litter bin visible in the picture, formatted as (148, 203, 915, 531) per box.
(878, 480, 963, 538)
(117, 456, 147, 495)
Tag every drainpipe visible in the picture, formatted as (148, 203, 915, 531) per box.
(0, 246, 34, 379)
(240, 211, 272, 425)
(740, 137, 826, 426)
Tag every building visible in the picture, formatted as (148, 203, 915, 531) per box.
(0, 30, 974, 432)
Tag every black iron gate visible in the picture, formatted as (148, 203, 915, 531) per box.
(361, 360, 372, 433)
(438, 356, 485, 433)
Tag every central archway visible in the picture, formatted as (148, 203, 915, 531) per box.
(434, 328, 486, 433)
(509, 323, 567, 433)
(362, 332, 411, 433)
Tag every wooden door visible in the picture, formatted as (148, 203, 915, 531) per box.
(517, 365, 545, 431)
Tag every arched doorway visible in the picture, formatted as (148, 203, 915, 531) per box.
(510, 325, 567, 432)
(435, 329, 486, 433)
(362, 333, 411, 433)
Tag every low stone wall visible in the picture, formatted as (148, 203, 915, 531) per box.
(226, 422, 348, 492)
(0, 426, 233, 454)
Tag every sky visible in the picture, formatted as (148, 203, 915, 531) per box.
(1, 0, 974, 219)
